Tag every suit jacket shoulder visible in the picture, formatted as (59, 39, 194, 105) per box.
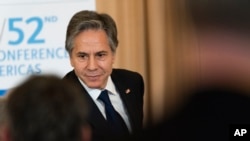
(112, 68, 143, 78)
(62, 70, 77, 83)
(111, 69, 144, 90)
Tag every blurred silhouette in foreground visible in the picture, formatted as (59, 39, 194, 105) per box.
(1, 75, 91, 141)
(129, 0, 250, 141)
(0, 98, 7, 141)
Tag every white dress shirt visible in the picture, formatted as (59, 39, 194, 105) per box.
(78, 76, 132, 132)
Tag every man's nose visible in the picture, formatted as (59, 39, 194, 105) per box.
(87, 56, 98, 70)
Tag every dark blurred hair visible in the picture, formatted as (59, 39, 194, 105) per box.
(187, 0, 250, 30)
(0, 98, 6, 125)
(6, 75, 88, 141)
(65, 10, 118, 55)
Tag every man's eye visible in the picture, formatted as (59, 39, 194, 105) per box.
(79, 55, 86, 58)
(77, 54, 88, 60)
(98, 53, 105, 57)
(96, 53, 107, 60)
(97, 53, 107, 57)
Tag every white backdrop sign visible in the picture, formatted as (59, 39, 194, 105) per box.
(0, 0, 96, 96)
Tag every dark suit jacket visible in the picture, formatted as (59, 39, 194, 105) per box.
(62, 69, 144, 141)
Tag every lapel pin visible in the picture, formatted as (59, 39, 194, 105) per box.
(125, 89, 131, 94)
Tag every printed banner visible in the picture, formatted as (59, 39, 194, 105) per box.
(0, 0, 96, 96)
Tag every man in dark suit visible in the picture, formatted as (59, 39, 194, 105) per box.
(62, 10, 144, 141)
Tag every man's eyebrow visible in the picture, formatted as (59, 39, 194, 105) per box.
(76, 52, 88, 55)
(95, 51, 108, 54)
(75, 51, 108, 55)
(96, 50, 108, 53)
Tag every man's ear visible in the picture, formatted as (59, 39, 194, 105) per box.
(112, 52, 116, 64)
(70, 55, 74, 68)
(0, 126, 12, 141)
(81, 125, 92, 141)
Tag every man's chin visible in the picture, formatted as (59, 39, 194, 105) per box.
(83, 76, 107, 89)
(87, 85, 103, 89)
(85, 82, 103, 89)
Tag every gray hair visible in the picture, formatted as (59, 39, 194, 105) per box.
(65, 10, 118, 55)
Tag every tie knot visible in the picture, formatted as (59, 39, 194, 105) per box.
(98, 90, 111, 105)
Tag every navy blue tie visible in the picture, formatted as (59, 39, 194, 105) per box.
(98, 90, 129, 136)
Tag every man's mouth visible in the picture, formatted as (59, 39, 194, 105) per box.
(85, 75, 101, 80)
(86, 74, 101, 77)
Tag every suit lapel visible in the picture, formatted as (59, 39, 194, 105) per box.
(64, 71, 109, 131)
(111, 71, 138, 133)
(81, 88, 109, 131)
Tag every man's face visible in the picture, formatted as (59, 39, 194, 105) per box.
(70, 29, 115, 89)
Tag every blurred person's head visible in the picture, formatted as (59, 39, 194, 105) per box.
(3, 75, 91, 141)
(0, 98, 7, 141)
(186, 0, 250, 91)
(0, 98, 6, 124)
(65, 10, 118, 89)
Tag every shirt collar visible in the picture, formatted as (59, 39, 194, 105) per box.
(106, 76, 117, 95)
(78, 76, 117, 100)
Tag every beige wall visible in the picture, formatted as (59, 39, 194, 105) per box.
(96, 0, 192, 126)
